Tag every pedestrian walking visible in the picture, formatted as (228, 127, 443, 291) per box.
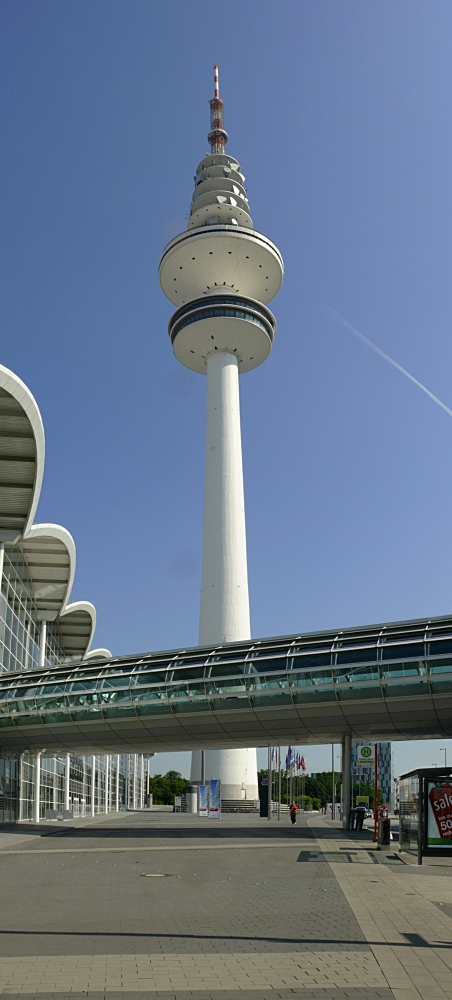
(289, 801, 297, 825)
(355, 802, 366, 831)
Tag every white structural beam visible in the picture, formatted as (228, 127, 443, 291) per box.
(105, 755, 109, 813)
(91, 755, 96, 817)
(64, 752, 70, 811)
(18, 753, 24, 821)
(39, 620, 47, 669)
(34, 752, 41, 823)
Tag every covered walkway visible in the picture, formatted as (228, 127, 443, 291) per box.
(0, 612, 451, 754)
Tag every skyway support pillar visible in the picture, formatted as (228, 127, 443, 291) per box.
(342, 734, 351, 830)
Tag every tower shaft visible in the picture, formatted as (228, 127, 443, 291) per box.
(199, 351, 250, 646)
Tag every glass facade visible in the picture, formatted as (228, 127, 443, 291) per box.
(399, 771, 420, 854)
(351, 742, 394, 808)
(0, 541, 148, 822)
(18, 752, 146, 821)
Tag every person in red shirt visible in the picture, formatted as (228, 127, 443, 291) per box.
(289, 801, 297, 825)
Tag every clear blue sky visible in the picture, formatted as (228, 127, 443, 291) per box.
(1, 1, 452, 777)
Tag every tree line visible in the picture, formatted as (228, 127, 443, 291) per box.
(148, 768, 381, 808)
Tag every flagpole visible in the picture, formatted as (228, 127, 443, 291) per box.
(278, 744, 281, 821)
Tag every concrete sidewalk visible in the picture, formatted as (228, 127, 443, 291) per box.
(0, 810, 450, 998)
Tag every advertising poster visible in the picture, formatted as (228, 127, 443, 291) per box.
(356, 744, 375, 766)
(198, 784, 208, 817)
(209, 779, 221, 819)
(427, 781, 452, 847)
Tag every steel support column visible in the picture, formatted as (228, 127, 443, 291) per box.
(342, 734, 352, 830)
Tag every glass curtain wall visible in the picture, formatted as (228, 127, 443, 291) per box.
(19, 753, 147, 821)
(1, 542, 148, 822)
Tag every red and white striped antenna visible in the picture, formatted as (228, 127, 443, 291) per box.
(208, 64, 228, 154)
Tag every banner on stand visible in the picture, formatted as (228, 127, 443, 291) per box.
(198, 784, 208, 817)
(209, 779, 221, 819)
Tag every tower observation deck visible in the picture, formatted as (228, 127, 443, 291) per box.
(159, 68, 283, 800)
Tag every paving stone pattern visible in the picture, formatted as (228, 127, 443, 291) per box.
(0, 816, 368, 958)
(4, 810, 452, 995)
(0, 991, 395, 1000)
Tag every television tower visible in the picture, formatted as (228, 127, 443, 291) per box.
(159, 68, 283, 800)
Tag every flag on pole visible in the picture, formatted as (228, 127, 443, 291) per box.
(300, 755, 307, 772)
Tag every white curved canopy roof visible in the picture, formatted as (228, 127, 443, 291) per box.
(57, 601, 96, 660)
(85, 648, 112, 661)
(0, 363, 109, 663)
(0, 365, 44, 543)
(20, 523, 75, 622)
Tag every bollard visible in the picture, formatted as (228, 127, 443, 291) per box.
(377, 816, 391, 850)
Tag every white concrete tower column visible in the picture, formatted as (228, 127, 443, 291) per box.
(192, 349, 259, 798)
(199, 351, 250, 644)
(159, 68, 283, 804)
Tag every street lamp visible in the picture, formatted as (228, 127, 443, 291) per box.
(440, 748, 447, 767)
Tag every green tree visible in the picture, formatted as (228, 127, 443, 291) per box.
(148, 770, 190, 805)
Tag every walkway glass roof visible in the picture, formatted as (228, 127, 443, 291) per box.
(1, 614, 452, 753)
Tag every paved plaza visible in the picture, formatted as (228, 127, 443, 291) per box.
(0, 811, 450, 998)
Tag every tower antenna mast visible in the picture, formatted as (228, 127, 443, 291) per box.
(208, 64, 228, 154)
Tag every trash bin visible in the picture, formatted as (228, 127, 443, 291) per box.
(377, 816, 391, 849)
(349, 808, 357, 831)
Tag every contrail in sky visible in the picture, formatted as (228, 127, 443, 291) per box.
(326, 307, 452, 420)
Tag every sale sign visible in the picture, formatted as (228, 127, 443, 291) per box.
(427, 782, 452, 846)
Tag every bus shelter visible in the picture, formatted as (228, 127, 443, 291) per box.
(399, 767, 452, 865)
